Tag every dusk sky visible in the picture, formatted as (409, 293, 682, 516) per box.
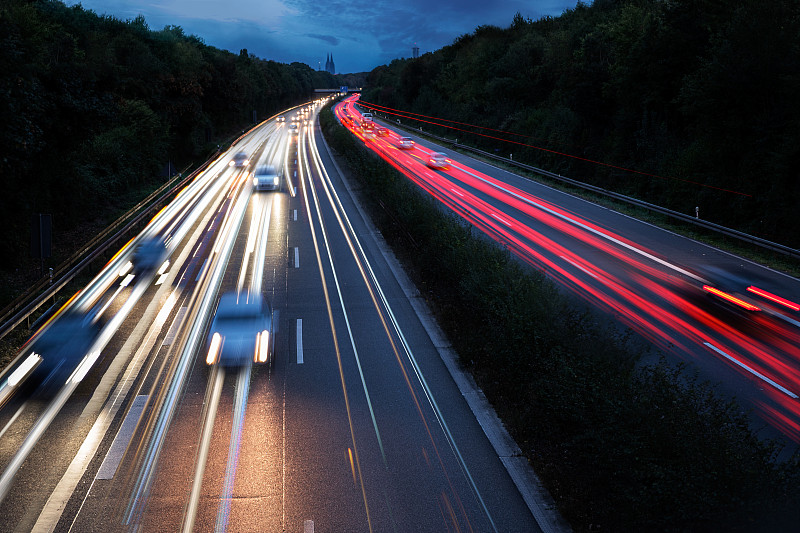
(64, 0, 580, 74)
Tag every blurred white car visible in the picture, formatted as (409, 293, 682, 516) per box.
(229, 152, 249, 168)
(427, 152, 450, 169)
(253, 165, 281, 191)
(206, 293, 273, 366)
(398, 137, 414, 149)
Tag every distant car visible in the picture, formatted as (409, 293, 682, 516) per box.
(362, 112, 373, 122)
(133, 236, 168, 273)
(375, 127, 388, 137)
(206, 292, 273, 366)
(229, 151, 249, 168)
(253, 165, 281, 191)
(276, 116, 285, 123)
(427, 152, 450, 169)
(288, 123, 298, 134)
(398, 137, 414, 149)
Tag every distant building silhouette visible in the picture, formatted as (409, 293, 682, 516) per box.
(325, 53, 335, 74)
(412, 44, 419, 59)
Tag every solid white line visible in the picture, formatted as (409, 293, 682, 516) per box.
(95, 395, 148, 480)
(196, 258, 207, 281)
(559, 255, 598, 279)
(0, 405, 25, 442)
(490, 212, 512, 227)
(296, 319, 303, 364)
(703, 342, 799, 399)
(183, 366, 225, 532)
(459, 166, 708, 284)
(294, 247, 299, 268)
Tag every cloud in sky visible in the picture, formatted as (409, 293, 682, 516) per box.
(65, 0, 578, 73)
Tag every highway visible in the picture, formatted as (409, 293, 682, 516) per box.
(0, 101, 541, 531)
(339, 95, 800, 446)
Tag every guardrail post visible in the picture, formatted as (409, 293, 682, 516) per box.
(695, 206, 700, 219)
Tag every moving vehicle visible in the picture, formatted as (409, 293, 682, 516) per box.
(398, 137, 414, 149)
(206, 292, 273, 366)
(229, 152, 250, 168)
(133, 236, 168, 273)
(253, 165, 281, 191)
(362, 112, 373, 122)
(276, 116, 285, 122)
(427, 152, 450, 169)
(376, 127, 388, 137)
(9, 313, 101, 398)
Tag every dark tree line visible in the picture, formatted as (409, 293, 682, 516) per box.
(0, 0, 338, 269)
(363, 0, 800, 248)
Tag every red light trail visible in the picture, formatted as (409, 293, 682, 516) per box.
(334, 96, 800, 442)
(357, 99, 752, 197)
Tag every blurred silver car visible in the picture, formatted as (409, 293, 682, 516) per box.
(398, 137, 414, 149)
(253, 165, 281, 191)
(206, 292, 272, 366)
(427, 152, 450, 169)
(229, 152, 250, 168)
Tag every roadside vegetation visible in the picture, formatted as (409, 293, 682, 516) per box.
(0, 0, 339, 308)
(320, 104, 800, 531)
(362, 0, 800, 253)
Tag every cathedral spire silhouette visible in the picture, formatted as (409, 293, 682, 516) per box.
(324, 53, 335, 75)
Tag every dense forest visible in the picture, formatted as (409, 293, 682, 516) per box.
(362, 0, 800, 249)
(0, 0, 338, 273)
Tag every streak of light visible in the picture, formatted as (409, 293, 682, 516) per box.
(348, 448, 356, 485)
(182, 366, 225, 533)
(356, 98, 751, 197)
(207, 332, 222, 365)
(297, 125, 374, 533)
(125, 149, 254, 527)
(334, 97, 800, 444)
(7, 353, 41, 387)
(69, 350, 102, 384)
(703, 285, 761, 311)
(0, 379, 77, 502)
(747, 286, 800, 311)
(256, 330, 270, 363)
(0, 405, 25, 441)
(704, 342, 798, 399)
(215, 363, 251, 533)
(118, 261, 133, 277)
(310, 120, 493, 531)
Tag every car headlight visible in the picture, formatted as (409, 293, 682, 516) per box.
(207, 332, 222, 365)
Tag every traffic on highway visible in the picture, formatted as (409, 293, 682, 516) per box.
(336, 94, 800, 445)
(0, 98, 540, 531)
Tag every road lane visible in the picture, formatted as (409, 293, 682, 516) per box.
(340, 95, 800, 445)
(0, 103, 547, 532)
